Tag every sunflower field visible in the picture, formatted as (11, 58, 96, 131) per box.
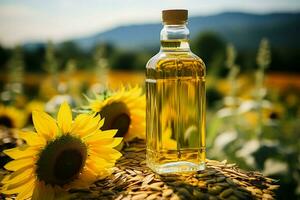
(0, 34, 299, 199)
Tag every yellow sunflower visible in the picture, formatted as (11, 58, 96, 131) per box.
(0, 105, 25, 129)
(88, 86, 145, 141)
(1, 102, 122, 200)
(243, 105, 284, 127)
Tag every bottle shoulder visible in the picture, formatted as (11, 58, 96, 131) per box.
(146, 51, 206, 71)
(146, 52, 161, 68)
(146, 51, 206, 78)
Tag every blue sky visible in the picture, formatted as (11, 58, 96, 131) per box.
(0, 0, 300, 46)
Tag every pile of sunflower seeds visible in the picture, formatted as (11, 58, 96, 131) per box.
(71, 139, 279, 200)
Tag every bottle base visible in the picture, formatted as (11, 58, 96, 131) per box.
(148, 161, 205, 174)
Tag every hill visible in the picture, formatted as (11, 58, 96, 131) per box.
(69, 12, 300, 50)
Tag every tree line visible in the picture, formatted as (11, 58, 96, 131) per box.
(0, 32, 299, 75)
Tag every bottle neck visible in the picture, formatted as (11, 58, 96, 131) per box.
(160, 23, 190, 52)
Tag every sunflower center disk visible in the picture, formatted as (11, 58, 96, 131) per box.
(36, 134, 87, 186)
(99, 102, 131, 137)
(112, 113, 131, 137)
(54, 149, 83, 181)
(0, 115, 13, 128)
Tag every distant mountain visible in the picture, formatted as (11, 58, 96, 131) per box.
(25, 12, 300, 51)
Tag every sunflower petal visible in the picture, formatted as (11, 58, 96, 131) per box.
(1, 174, 10, 183)
(83, 129, 119, 143)
(57, 102, 72, 134)
(32, 111, 58, 139)
(4, 157, 34, 171)
(90, 148, 122, 161)
(105, 137, 122, 147)
(71, 114, 90, 132)
(4, 146, 38, 159)
(53, 187, 71, 200)
(87, 166, 111, 180)
(32, 181, 55, 200)
(85, 160, 109, 175)
(18, 131, 46, 146)
(100, 129, 118, 138)
(41, 183, 55, 200)
(90, 101, 104, 113)
(98, 118, 105, 129)
(87, 155, 115, 169)
(88, 137, 122, 148)
(72, 114, 101, 137)
(2, 175, 35, 195)
(31, 182, 42, 200)
(67, 168, 97, 189)
(15, 178, 35, 200)
(2, 167, 33, 184)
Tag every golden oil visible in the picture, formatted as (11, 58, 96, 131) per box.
(146, 10, 206, 174)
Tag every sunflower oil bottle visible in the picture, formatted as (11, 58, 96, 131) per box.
(146, 9, 206, 174)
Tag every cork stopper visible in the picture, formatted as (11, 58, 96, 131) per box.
(162, 9, 188, 25)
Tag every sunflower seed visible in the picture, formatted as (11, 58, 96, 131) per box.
(162, 189, 173, 197)
(125, 180, 142, 189)
(170, 195, 180, 200)
(129, 191, 153, 195)
(215, 182, 230, 188)
(129, 175, 143, 182)
(263, 189, 274, 195)
(134, 170, 142, 175)
(126, 169, 137, 176)
(176, 188, 192, 199)
(208, 185, 223, 195)
(226, 163, 236, 168)
(142, 174, 154, 186)
(226, 178, 236, 186)
(226, 195, 239, 200)
(208, 196, 218, 200)
(216, 176, 226, 182)
(146, 193, 160, 200)
(121, 196, 131, 200)
(192, 189, 205, 199)
(6, 138, 276, 200)
(197, 170, 216, 178)
(150, 182, 164, 187)
(162, 176, 178, 182)
(233, 190, 250, 200)
(132, 193, 148, 200)
(198, 181, 206, 188)
(206, 179, 217, 184)
(263, 193, 274, 199)
(148, 185, 162, 191)
(220, 188, 233, 198)
(102, 190, 115, 196)
(268, 185, 280, 190)
(115, 194, 123, 200)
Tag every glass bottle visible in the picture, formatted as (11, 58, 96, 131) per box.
(146, 9, 206, 174)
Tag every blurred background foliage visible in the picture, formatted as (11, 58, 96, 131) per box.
(0, 11, 300, 200)
(1, 30, 300, 74)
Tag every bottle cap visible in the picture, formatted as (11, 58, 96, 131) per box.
(162, 9, 188, 25)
